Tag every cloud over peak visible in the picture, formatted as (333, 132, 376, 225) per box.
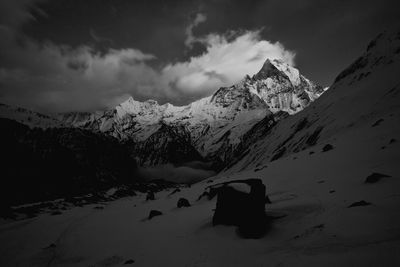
(0, 4, 296, 113)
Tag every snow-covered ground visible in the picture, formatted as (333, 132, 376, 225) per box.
(0, 134, 399, 266)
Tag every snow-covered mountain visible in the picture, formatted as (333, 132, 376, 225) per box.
(224, 29, 400, 173)
(58, 59, 324, 166)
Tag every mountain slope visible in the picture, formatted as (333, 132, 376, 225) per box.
(59, 59, 323, 166)
(225, 29, 400, 172)
(0, 118, 139, 207)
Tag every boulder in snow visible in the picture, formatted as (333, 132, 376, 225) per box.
(146, 191, 155, 201)
(148, 210, 162, 220)
(364, 172, 391, 183)
(177, 198, 191, 208)
(212, 178, 269, 238)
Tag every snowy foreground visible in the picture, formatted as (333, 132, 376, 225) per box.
(0, 135, 399, 266)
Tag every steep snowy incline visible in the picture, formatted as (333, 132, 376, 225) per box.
(224, 29, 400, 172)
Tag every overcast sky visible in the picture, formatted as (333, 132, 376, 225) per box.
(0, 0, 399, 112)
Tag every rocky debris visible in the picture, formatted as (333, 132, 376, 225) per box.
(322, 144, 334, 152)
(148, 210, 162, 220)
(146, 191, 155, 201)
(168, 188, 181, 196)
(364, 172, 391, 183)
(265, 195, 272, 204)
(124, 259, 135, 264)
(212, 178, 269, 238)
(348, 200, 372, 208)
(43, 243, 56, 249)
(371, 118, 384, 127)
(177, 198, 191, 208)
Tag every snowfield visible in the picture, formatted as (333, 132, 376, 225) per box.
(1, 30, 400, 266)
(0, 135, 399, 266)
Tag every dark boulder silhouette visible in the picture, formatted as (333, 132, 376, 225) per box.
(146, 191, 155, 201)
(124, 259, 135, 264)
(211, 178, 269, 238)
(177, 198, 191, 208)
(348, 200, 372, 208)
(322, 144, 334, 152)
(168, 188, 181, 196)
(364, 172, 391, 183)
(148, 210, 162, 220)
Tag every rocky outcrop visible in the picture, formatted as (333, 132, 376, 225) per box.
(212, 179, 269, 238)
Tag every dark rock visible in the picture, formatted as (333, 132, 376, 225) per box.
(313, 223, 325, 229)
(43, 243, 56, 249)
(371, 118, 384, 127)
(146, 191, 155, 201)
(265, 195, 272, 204)
(50, 211, 62, 216)
(348, 200, 371, 208)
(364, 172, 391, 183)
(177, 198, 191, 208)
(212, 178, 269, 238)
(270, 147, 286, 161)
(168, 188, 181, 196)
(322, 144, 334, 152)
(305, 126, 324, 146)
(329, 190, 336, 193)
(197, 191, 208, 201)
(148, 210, 162, 220)
(389, 138, 396, 144)
(206, 180, 213, 184)
(124, 259, 135, 264)
(317, 180, 325, 184)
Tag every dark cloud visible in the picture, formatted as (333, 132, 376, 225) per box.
(0, 0, 399, 112)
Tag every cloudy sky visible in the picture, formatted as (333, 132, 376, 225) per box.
(0, 0, 399, 112)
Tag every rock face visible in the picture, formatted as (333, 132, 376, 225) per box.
(212, 179, 268, 238)
(148, 210, 162, 220)
(57, 59, 323, 167)
(0, 118, 138, 207)
(146, 192, 155, 201)
(177, 198, 191, 208)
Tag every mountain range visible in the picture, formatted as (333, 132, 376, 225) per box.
(1, 59, 325, 169)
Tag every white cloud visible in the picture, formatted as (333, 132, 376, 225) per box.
(163, 30, 296, 96)
(0, 4, 296, 112)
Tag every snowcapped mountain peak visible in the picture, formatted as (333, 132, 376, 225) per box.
(253, 58, 284, 81)
(55, 56, 324, 166)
